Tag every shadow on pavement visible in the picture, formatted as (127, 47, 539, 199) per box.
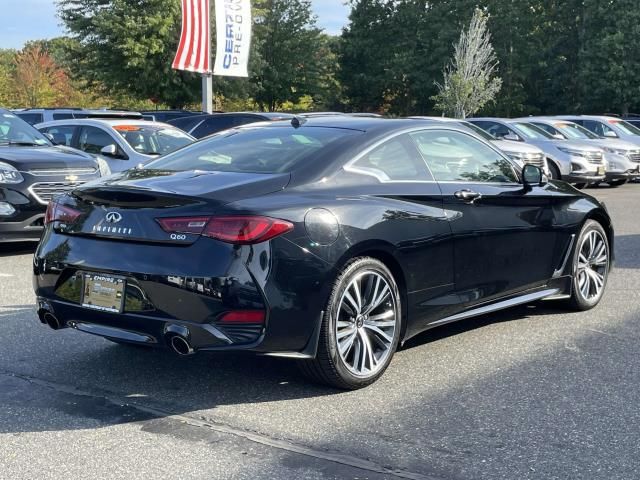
(0, 242, 37, 258)
(613, 234, 640, 269)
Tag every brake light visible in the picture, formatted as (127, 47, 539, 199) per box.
(44, 201, 82, 225)
(204, 216, 293, 244)
(218, 310, 265, 324)
(156, 217, 210, 235)
(155, 215, 293, 244)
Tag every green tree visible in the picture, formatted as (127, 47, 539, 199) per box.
(57, 0, 201, 108)
(432, 8, 502, 118)
(339, 0, 395, 112)
(578, 0, 640, 114)
(250, 0, 323, 111)
(0, 50, 17, 107)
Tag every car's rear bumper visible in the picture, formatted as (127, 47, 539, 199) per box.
(33, 231, 332, 355)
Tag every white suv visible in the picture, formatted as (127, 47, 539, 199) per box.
(36, 119, 195, 174)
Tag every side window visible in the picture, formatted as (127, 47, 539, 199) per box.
(349, 134, 433, 181)
(78, 126, 117, 154)
(53, 113, 74, 120)
(583, 120, 616, 137)
(42, 126, 76, 146)
(411, 130, 517, 183)
(472, 121, 517, 140)
(192, 117, 237, 137)
(16, 113, 43, 125)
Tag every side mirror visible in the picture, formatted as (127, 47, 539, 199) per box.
(100, 144, 118, 156)
(522, 164, 546, 188)
(603, 130, 618, 138)
(503, 133, 520, 142)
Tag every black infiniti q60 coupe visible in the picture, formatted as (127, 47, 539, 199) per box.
(34, 117, 613, 389)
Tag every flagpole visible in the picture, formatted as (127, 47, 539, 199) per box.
(202, 0, 213, 114)
(202, 74, 213, 113)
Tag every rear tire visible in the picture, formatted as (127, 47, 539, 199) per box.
(299, 257, 402, 390)
(565, 220, 610, 311)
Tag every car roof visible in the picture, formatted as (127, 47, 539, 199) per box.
(237, 115, 445, 133)
(555, 115, 620, 121)
(35, 119, 177, 128)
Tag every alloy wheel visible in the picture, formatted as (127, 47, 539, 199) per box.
(335, 270, 398, 377)
(576, 230, 609, 301)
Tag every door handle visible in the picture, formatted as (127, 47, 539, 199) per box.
(454, 189, 482, 203)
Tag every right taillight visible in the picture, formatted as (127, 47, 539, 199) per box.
(156, 215, 293, 244)
(44, 201, 82, 225)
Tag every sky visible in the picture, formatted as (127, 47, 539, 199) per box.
(0, 0, 351, 50)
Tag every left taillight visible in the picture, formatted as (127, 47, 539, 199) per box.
(44, 201, 82, 225)
(156, 215, 294, 245)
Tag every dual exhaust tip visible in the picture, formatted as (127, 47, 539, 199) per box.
(168, 334, 195, 356)
(41, 311, 63, 330)
(39, 308, 195, 356)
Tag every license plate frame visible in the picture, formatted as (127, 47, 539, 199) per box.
(81, 272, 126, 314)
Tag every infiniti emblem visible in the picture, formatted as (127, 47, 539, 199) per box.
(105, 212, 123, 223)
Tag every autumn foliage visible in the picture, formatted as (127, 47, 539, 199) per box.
(12, 45, 75, 107)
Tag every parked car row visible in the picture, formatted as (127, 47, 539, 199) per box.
(3, 104, 638, 245)
(466, 116, 640, 188)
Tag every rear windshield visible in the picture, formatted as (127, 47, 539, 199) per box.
(145, 126, 359, 173)
(114, 125, 193, 156)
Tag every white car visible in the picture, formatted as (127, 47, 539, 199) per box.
(35, 119, 195, 174)
(520, 117, 640, 186)
(409, 116, 550, 176)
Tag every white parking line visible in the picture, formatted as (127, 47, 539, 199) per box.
(0, 273, 14, 277)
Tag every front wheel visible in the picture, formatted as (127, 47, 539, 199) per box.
(547, 161, 561, 180)
(565, 220, 610, 311)
(608, 179, 628, 187)
(299, 257, 402, 389)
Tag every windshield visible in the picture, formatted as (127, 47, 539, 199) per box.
(145, 126, 359, 173)
(0, 111, 51, 146)
(608, 119, 640, 136)
(511, 122, 555, 140)
(461, 121, 497, 141)
(114, 125, 194, 156)
(551, 122, 599, 140)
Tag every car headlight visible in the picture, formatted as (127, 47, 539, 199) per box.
(603, 147, 629, 156)
(0, 162, 24, 184)
(557, 147, 586, 157)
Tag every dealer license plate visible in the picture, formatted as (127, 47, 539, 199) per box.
(597, 166, 605, 175)
(81, 273, 125, 313)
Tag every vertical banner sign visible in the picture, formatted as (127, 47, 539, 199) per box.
(213, 0, 252, 77)
(172, 0, 211, 73)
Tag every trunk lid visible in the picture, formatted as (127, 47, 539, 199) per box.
(58, 169, 290, 245)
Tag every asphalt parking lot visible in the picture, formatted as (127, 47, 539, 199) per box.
(1, 185, 639, 480)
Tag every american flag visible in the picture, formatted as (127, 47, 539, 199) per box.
(172, 0, 211, 73)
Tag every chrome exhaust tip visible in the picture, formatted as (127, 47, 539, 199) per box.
(169, 335, 195, 356)
(43, 312, 62, 330)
